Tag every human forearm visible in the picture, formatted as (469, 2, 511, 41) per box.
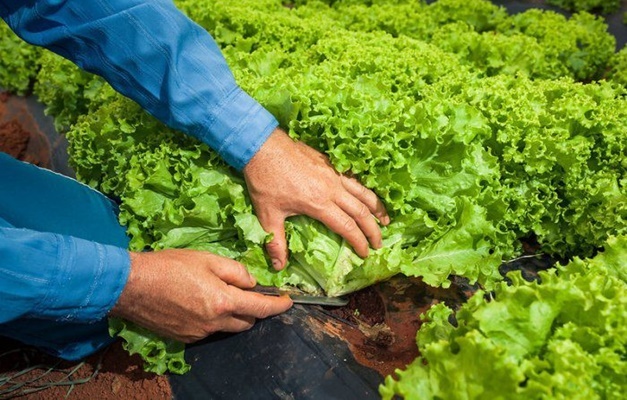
(0, 0, 278, 170)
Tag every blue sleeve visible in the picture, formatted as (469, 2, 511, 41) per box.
(0, 0, 278, 170)
(0, 226, 130, 324)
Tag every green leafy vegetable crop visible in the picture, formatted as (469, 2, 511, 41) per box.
(290, 0, 616, 81)
(381, 235, 627, 399)
(607, 46, 627, 87)
(0, 0, 625, 390)
(0, 22, 42, 95)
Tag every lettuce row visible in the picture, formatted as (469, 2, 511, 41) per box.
(291, 0, 615, 81)
(381, 235, 627, 399)
(0, 21, 42, 95)
(546, 0, 621, 14)
(448, 75, 627, 255)
(218, 14, 626, 257)
(607, 46, 627, 88)
(61, 9, 625, 375)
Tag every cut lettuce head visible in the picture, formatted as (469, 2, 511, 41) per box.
(286, 216, 411, 296)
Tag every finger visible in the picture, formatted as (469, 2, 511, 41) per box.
(219, 315, 256, 333)
(256, 211, 289, 270)
(232, 290, 293, 319)
(336, 194, 383, 249)
(204, 254, 256, 289)
(312, 202, 370, 258)
(341, 175, 390, 225)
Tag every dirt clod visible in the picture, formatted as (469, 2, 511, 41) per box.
(0, 92, 51, 167)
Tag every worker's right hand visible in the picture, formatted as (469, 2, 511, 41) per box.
(243, 128, 390, 271)
(109, 249, 293, 343)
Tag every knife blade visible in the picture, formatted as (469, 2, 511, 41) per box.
(250, 285, 348, 307)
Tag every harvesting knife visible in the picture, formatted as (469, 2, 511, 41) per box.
(250, 285, 349, 307)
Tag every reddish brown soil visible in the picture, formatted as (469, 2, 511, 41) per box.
(0, 340, 171, 400)
(316, 276, 476, 378)
(0, 120, 30, 159)
(0, 93, 51, 167)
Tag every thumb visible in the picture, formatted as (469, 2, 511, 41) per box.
(258, 213, 289, 271)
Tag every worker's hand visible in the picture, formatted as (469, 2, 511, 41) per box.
(243, 128, 390, 271)
(109, 249, 292, 343)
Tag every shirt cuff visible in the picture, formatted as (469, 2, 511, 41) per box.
(33, 234, 131, 323)
(196, 87, 279, 171)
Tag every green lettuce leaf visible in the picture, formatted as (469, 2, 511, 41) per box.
(381, 235, 627, 399)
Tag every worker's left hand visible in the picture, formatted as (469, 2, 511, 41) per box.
(243, 128, 390, 271)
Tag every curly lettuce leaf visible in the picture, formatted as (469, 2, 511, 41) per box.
(108, 317, 190, 375)
(0, 21, 42, 94)
(381, 235, 627, 399)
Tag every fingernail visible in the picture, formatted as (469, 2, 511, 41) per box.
(272, 258, 281, 270)
(249, 275, 256, 285)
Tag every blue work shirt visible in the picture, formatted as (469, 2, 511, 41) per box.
(0, 0, 279, 359)
(0, 153, 133, 359)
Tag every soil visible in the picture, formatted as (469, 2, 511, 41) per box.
(0, 93, 51, 167)
(314, 276, 477, 378)
(311, 245, 551, 379)
(0, 339, 171, 400)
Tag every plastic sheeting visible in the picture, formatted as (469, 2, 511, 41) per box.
(170, 305, 383, 399)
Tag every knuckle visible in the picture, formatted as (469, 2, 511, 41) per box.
(342, 216, 359, 232)
(356, 204, 370, 219)
(311, 200, 329, 214)
(212, 294, 233, 316)
(307, 194, 329, 211)
(357, 182, 368, 195)
(255, 303, 272, 319)
(345, 175, 367, 193)
(266, 240, 282, 250)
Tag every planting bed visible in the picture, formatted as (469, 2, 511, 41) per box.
(167, 247, 552, 399)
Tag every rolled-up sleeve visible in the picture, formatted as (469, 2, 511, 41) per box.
(0, 0, 278, 170)
(0, 226, 130, 323)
